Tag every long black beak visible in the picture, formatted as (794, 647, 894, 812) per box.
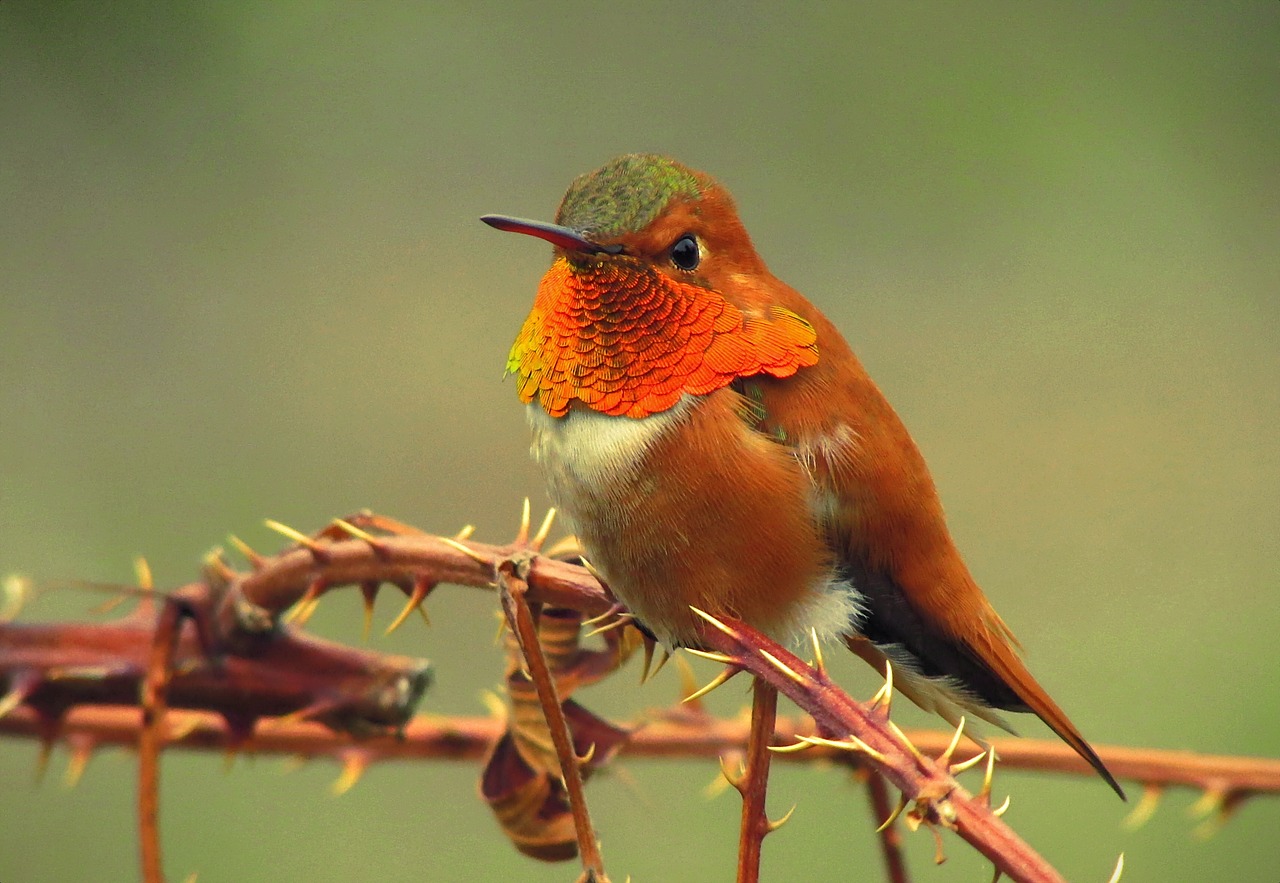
(480, 214, 622, 255)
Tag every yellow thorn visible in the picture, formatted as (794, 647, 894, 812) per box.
(1, 574, 30, 622)
(578, 555, 604, 580)
(62, 744, 92, 788)
(263, 518, 326, 554)
(454, 523, 476, 541)
(331, 754, 367, 796)
(687, 605, 738, 637)
(330, 518, 379, 546)
(0, 687, 26, 720)
(133, 556, 154, 591)
(182, 873, 199, 883)
(682, 666, 738, 704)
(672, 650, 699, 697)
(167, 714, 200, 743)
(531, 507, 557, 551)
(226, 535, 264, 569)
(718, 754, 746, 790)
(581, 604, 624, 628)
(703, 768, 734, 799)
(767, 740, 816, 754)
(758, 649, 806, 685)
(950, 751, 988, 775)
(1106, 853, 1125, 883)
(876, 793, 908, 833)
(939, 716, 967, 767)
(384, 586, 430, 636)
(577, 742, 597, 765)
(282, 579, 325, 626)
(645, 647, 672, 683)
(991, 794, 1011, 817)
(583, 613, 634, 639)
(1121, 784, 1163, 831)
(870, 660, 895, 714)
(682, 648, 736, 665)
(809, 627, 826, 675)
(979, 744, 998, 802)
(437, 535, 490, 564)
(767, 804, 798, 832)
(1187, 785, 1225, 820)
(886, 720, 926, 763)
(479, 689, 508, 721)
(795, 734, 888, 764)
(515, 497, 532, 546)
(543, 534, 583, 560)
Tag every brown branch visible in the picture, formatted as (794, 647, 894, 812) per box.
(5, 516, 1279, 879)
(5, 705, 1277, 805)
(867, 771, 911, 883)
(735, 679, 780, 883)
(495, 557, 607, 882)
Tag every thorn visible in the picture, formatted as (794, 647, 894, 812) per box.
(672, 650, 700, 699)
(227, 535, 265, 570)
(531, 507, 557, 551)
(0, 672, 36, 719)
(1, 574, 30, 622)
(515, 497, 532, 546)
(1187, 785, 1225, 820)
(876, 793, 908, 833)
(929, 823, 947, 864)
(202, 548, 236, 583)
(359, 581, 380, 642)
(869, 660, 895, 715)
(167, 714, 200, 743)
(577, 742, 597, 765)
(809, 627, 826, 675)
(543, 534, 582, 560)
(639, 634, 657, 684)
(438, 535, 490, 564)
(682, 666, 740, 704)
(703, 767, 734, 799)
(282, 577, 326, 626)
(581, 603, 626, 629)
(1122, 784, 1163, 831)
(454, 523, 476, 541)
(330, 518, 388, 555)
(979, 744, 998, 803)
(577, 557, 607, 586)
(767, 804, 798, 832)
(767, 740, 816, 755)
(133, 556, 154, 590)
(886, 720, 926, 763)
(718, 754, 746, 792)
(263, 518, 330, 561)
(938, 716, 967, 767)
(63, 738, 93, 788)
(583, 612, 634, 639)
(35, 738, 53, 783)
(793, 734, 888, 765)
(687, 605, 738, 638)
(950, 751, 988, 775)
(990, 865, 1003, 883)
(331, 752, 368, 796)
(645, 647, 672, 683)
(478, 689, 508, 721)
(384, 577, 434, 636)
(682, 648, 736, 665)
(1106, 853, 1125, 883)
(991, 794, 1011, 817)
(758, 649, 806, 685)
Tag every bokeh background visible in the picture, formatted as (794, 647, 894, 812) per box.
(2, 3, 1277, 881)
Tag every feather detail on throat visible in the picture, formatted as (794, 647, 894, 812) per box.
(508, 257, 819, 419)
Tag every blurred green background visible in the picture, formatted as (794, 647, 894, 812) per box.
(2, 3, 1277, 881)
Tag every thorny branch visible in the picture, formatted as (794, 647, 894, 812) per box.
(2, 512, 1278, 881)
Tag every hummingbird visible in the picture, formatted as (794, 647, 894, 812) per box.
(482, 153, 1124, 799)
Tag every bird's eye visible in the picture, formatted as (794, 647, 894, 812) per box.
(670, 234, 700, 271)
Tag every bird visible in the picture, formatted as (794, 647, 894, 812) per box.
(482, 153, 1124, 799)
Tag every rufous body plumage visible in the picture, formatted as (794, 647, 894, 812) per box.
(483, 154, 1123, 798)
